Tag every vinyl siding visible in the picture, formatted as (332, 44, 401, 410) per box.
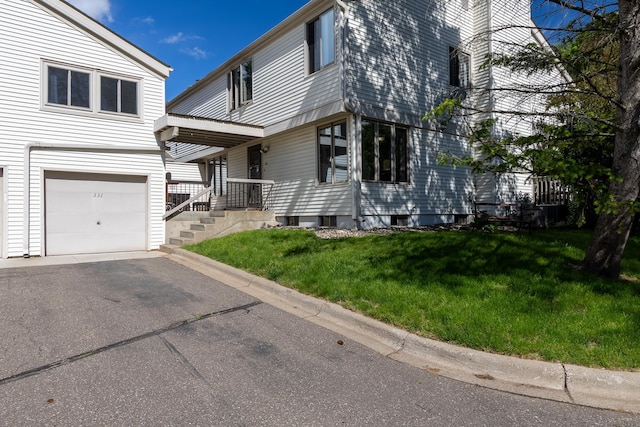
(170, 3, 341, 129)
(226, 124, 352, 217)
(0, 0, 166, 257)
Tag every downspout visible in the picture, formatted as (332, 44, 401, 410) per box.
(23, 143, 162, 257)
(336, 0, 362, 227)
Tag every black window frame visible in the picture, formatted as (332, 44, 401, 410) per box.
(361, 119, 409, 184)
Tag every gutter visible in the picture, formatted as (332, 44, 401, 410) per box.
(23, 143, 162, 257)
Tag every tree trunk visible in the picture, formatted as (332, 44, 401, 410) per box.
(581, 0, 640, 279)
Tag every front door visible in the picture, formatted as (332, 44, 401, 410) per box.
(247, 145, 262, 208)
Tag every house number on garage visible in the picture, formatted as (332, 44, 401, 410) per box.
(93, 193, 104, 198)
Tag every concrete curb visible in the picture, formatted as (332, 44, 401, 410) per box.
(162, 245, 640, 414)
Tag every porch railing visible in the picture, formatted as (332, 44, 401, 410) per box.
(165, 180, 211, 219)
(226, 178, 275, 210)
(533, 176, 573, 205)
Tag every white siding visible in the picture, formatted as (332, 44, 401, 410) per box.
(226, 124, 352, 217)
(0, 0, 166, 257)
(170, 3, 342, 129)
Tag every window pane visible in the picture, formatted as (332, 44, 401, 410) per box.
(320, 9, 334, 68)
(396, 127, 408, 183)
(362, 121, 376, 181)
(333, 122, 348, 183)
(48, 67, 68, 105)
(230, 67, 240, 110)
(70, 71, 90, 108)
(241, 61, 253, 103)
(121, 80, 138, 114)
(100, 76, 118, 112)
(459, 53, 470, 88)
(313, 18, 322, 72)
(318, 126, 332, 183)
(379, 124, 392, 182)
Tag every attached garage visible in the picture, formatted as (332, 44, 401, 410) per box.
(45, 171, 148, 256)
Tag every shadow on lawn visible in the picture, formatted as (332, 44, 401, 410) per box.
(355, 230, 640, 299)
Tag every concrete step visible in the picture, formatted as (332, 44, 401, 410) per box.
(210, 211, 226, 218)
(180, 230, 196, 239)
(170, 237, 193, 246)
(190, 224, 207, 231)
(200, 217, 217, 224)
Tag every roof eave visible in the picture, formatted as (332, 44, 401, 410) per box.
(31, 0, 172, 79)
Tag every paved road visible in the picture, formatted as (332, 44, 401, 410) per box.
(0, 257, 638, 426)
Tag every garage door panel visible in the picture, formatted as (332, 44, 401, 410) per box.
(45, 172, 147, 256)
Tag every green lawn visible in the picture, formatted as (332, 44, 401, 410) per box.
(186, 229, 640, 370)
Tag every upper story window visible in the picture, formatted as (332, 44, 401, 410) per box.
(362, 120, 409, 184)
(100, 76, 138, 115)
(44, 62, 141, 118)
(229, 60, 253, 111)
(307, 9, 335, 74)
(47, 66, 90, 109)
(318, 121, 348, 184)
(449, 46, 470, 88)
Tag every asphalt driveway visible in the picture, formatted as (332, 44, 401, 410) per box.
(0, 256, 638, 426)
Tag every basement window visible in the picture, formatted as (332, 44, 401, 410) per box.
(319, 216, 337, 227)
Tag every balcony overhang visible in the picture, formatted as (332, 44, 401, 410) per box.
(154, 113, 264, 148)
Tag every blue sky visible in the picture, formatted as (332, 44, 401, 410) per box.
(67, 0, 309, 101)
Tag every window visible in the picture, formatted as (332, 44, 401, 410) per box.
(319, 216, 337, 227)
(318, 121, 348, 184)
(285, 216, 300, 226)
(391, 215, 410, 226)
(100, 76, 138, 115)
(449, 46, 470, 88)
(307, 9, 335, 74)
(45, 62, 141, 117)
(47, 66, 90, 109)
(362, 120, 409, 183)
(229, 60, 253, 110)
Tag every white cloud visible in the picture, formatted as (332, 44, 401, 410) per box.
(161, 32, 203, 45)
(161, 32, 185, 44)
(141, 16, 155, 25)
(180, 47, 208, 60)
(67, 0, 114, 23)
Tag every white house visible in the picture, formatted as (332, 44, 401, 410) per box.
(156, 0, 558, 230)
(0, 0, 171, 258)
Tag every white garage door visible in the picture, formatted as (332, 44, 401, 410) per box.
(45, 172, 147, 256)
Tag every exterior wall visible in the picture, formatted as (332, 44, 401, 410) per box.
(225, 120, 353, 222)
(476, 0, 557, 203)
(169, 0, 342, 129)
(0, 0, 166, 257)
(347, 0, 476, 226)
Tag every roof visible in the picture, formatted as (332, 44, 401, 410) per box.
(31, 0, 172, 79)
(154, 113, 264, 148)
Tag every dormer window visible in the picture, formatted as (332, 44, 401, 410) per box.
(307, 9, 335, 74)
(229, 60, 253, 111)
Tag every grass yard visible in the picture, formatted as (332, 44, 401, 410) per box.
(186, 228, 640, 370)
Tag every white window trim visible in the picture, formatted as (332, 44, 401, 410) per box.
(306, 8, 336, 75)
(41, 60, 143, 121)
(228, 60, 253, 112)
